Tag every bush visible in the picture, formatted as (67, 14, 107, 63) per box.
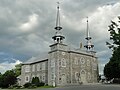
(8, 84, 22, 89)
(113, 78, 120, 84)
(39, 82, 45, 86)
(23, 82, 32, 88)
(32, 77, 40, 86)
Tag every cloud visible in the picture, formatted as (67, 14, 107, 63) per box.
(0, 59, 22, 74)
(19, 14, 39, 31)
(0, 0, 120, 74)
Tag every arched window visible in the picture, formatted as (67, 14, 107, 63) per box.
(87, 72, 91, 80)
(80, 57, 85, 64)
(80, 69, 86, 74)
(75, 72, 79, 80)
(25, 75, 30, 82)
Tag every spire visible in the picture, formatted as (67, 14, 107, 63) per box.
(54, 2, 62, 30)
(86, 17, 91, 40)
(84, 17, 94, 51)
(52, 2, 65, 43)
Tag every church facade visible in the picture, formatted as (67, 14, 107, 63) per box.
(20, 3, 98, 86)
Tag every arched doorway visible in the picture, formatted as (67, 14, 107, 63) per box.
(61, 74, 66, 85)
(80, 69, 87, 83)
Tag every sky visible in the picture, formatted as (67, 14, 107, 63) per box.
(0, 0, 120, 74)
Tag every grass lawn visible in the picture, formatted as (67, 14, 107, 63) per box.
(38, 85, 55, 88)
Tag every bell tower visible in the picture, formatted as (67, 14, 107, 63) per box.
(48, 2, 68, 86)
(50, 2, 67, 51)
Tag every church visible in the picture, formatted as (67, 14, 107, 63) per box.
(20, 3, 99, 86)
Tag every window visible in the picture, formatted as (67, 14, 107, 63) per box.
(61, 58, 66, 67)
(42, 63, 45, 70)
(40, 63, 42, 70)
(80, 69, 86, 74)
(80, 57, 85, 64)
(75, 72, 79, 80)
(40, 75, 42, 80)
(37, 64, 40, 71)
(62, 52, 65, 55)
(88, 72, 91, 80)
(51, 74, 55, 80)
(51, 59, 55, 67)
(42, 73, 45, 81)
(74, 57, 78, 65)
(32, 65, 35, 72)
(51, 67, 55, 73)
(25, 65, 30, 72)
(42, 76, 45, 81)
(87, 59, 90, 66)
(25, 76, 29, 82)
(92, 63, 97, 70)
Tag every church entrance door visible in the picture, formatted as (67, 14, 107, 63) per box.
(80, 70, 87, 83)
(61, 74, 66, 85)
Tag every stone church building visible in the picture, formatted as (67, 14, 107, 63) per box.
(20, 4, 98, 86)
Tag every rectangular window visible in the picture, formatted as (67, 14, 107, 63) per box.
(51, 67, 55, 73)
(92, 63, 97, 70)
(42, 76, 45, 81)
(74, 57, 78, 65)
(51, 74, 55, 80)
(37, 64, 40, 71)
(87, 59, 90, 66)
(51, 59, 55, 67)
(42, 73, 45, 82)
(42, 63, 45, 70)
(61, 58, 66, 67)
(25, 65, 30, 72)
(32, 65, 35, 72)
(40, 63, 42, 70)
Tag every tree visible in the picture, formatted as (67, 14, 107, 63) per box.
(31, 77, 40, 86)
(0, 70, 17, 88)
(13, 64, 22, 77)
(0, 73, 3, 87)
(104, 16, 120, 80)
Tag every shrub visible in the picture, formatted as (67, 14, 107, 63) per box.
(113, 78, 120, 84)
(23, 82, 32, 88)
(32, 77, 40, 86)
(39, 82, 45, 86)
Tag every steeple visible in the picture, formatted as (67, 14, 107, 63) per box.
(84, 17, 94, 51)
(52, 2, 65, 43)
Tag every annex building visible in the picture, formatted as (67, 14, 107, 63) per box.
(20, 4, 99, 86)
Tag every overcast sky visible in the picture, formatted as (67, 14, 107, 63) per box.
(0, 0, 120, 74)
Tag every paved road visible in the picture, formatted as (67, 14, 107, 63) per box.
(36, 84, 120, 90)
